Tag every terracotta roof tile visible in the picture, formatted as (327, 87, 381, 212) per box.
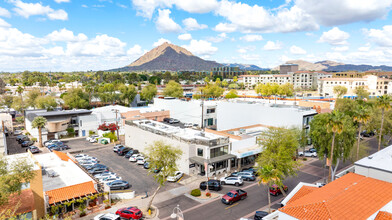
(375, 211, 392, 220)
(279, 173, 392, 220)
(45, 181, 97, 204)
(286, 186, 318, 205)
(53, 150, 75, 163)
(0, 189, 35, 215)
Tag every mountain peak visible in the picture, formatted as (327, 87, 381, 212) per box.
(129, 42, 193, 67)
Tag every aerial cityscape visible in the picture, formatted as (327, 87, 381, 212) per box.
(1, 0, 392, 220)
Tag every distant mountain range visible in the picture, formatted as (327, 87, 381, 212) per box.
(276, 60, 392, 72)
(110, 43, 264, 72)
(222, 63, 267, 71)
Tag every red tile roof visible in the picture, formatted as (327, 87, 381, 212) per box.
(0, 189, 35, 216)
(375, 211, 392, 220)
(45, 181, 97, 204)
(279, 173, 392, 220)
(53, 150, 75, 163)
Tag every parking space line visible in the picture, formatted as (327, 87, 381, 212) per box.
(225, 202, 239, 210)
(177, 176, 184, 183)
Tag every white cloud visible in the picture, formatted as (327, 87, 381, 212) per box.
(153, 38, 171, 47)
(178, 33, 192, 41)
(43, 46, 65, 56)
(214, 1, 318, 33)
(296, 0, 392, 26)
(332, 46, 349, 52)
(182, 18, 207, 31)
(240, 34, 263, 42)
(155, 9, 181, 33)
(318, 27, 349, 45)
(12, 0, 68, 20)
(81, 4, 88, 8)
(182, 40, 218, 56)
(0, 7, 11, 17)
(240, 54, 260, 61)
(65, 34, 126, 57)
(54, 0, 70, 3)
(364, 25, 392, 47)
(127, 44, 144, 57)
(358, 46, 370, 52)
(263, 41, 283, 50)
(237, 48, 247, 54)
(0, 18, 11, 28)
(290, 45, 306, 54)
(46, 28, 88, 42)
(207, 33, 227, 43)
(131, 0, 218, 19)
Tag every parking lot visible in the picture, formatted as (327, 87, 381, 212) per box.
(66, 139, 184, 196)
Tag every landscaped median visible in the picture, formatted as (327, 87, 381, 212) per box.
(188, 188, 221, 201)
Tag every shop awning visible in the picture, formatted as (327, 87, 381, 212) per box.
(189, 154, 236, 165)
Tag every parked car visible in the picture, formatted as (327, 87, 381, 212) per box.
(167, 171, 184, 182)
(87, 135, 99, 142)
(28, 146, 40, 154)
(143, 162, 150, 169)
(270, 184, 288, 196)
(241, 167, 258, 175)
(16, 135, 27, 142)
(94, 213, 120, 220)
(200, 180, 222, 191)
(117, 147, 132, 156)
(298, 150, 317, 157)
(115, 207, 142, 219)
(44, 139, 61, 147)
(80, 161, 98, 168)
(309, 148, 317, 153)
(231, 172, 256, 181)
(21, 140, 34, 147)
(100, 176, 122, 184)
(94, 172, 117, 180)
(113, 144, 123, 152)
(74, 154, 90, 159)
(361, 130, 376, 137)
(17, 136, 30, 144)
(220, 176, 243, 186)
(78, 158, 99, 164)
(169, 119, 180, 124)
(254, 211, 269, 220)
(183, 122, 193, 128)
(88, 167, 109, 174)
(14, 130, 22, 135)
(136, 157, 146, 165)
(221, 189, 247, 205)
(107, 180, 130, 190)
(125, 149, 140, 158)
(100, 139, 109, 144)
(129, 154, 143, 162)
(163, 118, 172, 123)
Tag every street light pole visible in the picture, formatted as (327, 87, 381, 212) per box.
(112, 109, 120, 142)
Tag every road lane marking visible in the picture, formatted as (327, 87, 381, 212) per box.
(225, 202, 239, 210)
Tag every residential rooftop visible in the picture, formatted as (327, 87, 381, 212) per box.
(34, 151, 95, 192)
(355, 145, 392, 174)
(26, 109, 91, 121)
(206, 124, 270, 141)
(5, 152, 40, 171)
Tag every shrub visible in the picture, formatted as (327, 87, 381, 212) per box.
(103, 132, 117, 142)
(25, 132, 30, 136)
(31, 137, 37, 142)
(206, 192, 211, 197)
(190, 189, 201, 197)
(302, 158, 308, 161)
(89, 130, 96, 136)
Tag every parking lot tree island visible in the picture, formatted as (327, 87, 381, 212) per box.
(32, 116, 47, 148)
(146, 141, 183, 211)
(255, 127, 301, 199)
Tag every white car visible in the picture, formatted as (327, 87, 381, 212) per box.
(167, 171, 184, 182)
(113, 144, 123, 152)
(129, 154, 143, 162)
(77, 157, 99, 163)
(183, 123, 193, 128)
(94, 172, 116, 180)
(87, 135, 99, 143)
(79, 161, 97, 167)
(100, 176, 122, 184)
(94, 213, 120, 220)
(220, 176, 243, 186)
(298, 151, 317, 157)
(44, 139, 61, 147)
(74, 154, 89, 159)
(136, 157, 146, 165)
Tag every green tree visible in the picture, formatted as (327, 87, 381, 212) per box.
(353, 105, 371, 160)
(119, 84, 137, 106)
(255, 83, 273, 103)
(146, 141, 183, 211)
(84, 84, 94, 106)
(11, 96, 25, 113)
(333, 85, 348, 98)
(201, 83, 224, 98)
(62, 88, 89, 109)
(326, 111, 345, 183)
(26, 89, 41, 108)
(278, 83, 294, 97)
(233, 76, 238, 82)
(228, 83, 239, 89)
(0, 95, 14, 110)
(355, 86, 369, 100)
(255, 127, 301, 197)
(32, 116, 47, 148)
(36, 96, 57, 111)
(225, 89, 238, 99)
(222, 80, 228, 88)
(215, 78, 221, 86)
(163, 80, 183, 98)
(0, 155, 36, 207)
(141, 84, 157, 103)
(376, 95, 391, 151)
(257, 165, 281, 213)
(204, 77, 210, 84)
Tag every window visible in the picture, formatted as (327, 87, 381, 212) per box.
(197, 148, 203, 157)
(210, 146, 228, 158)
(207, 108, 215, 114)
(80, 120, 82, 127)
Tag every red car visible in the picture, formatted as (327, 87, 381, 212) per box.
(270, 184, 288, 196)
(115, 207, 143, 219)
(221, 189, 247, 205)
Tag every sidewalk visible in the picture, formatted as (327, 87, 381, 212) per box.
(80, 176, 205, 220)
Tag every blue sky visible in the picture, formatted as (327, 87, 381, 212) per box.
(1, 0, 392, 72)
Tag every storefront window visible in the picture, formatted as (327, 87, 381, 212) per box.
(210, 146, 229, 158)
(197, 148, 203, 157)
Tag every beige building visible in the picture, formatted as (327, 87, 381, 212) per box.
(121, 109, 170, 124)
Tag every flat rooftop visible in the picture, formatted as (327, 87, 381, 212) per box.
(5, 152, 40, 171)
(206, 124, 270, 140)
(355, 145, 392, 173)
(26, 109, 91, 121)
(34, 152, 94, 192)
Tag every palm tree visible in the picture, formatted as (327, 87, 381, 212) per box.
(376, 95, 391, 151)
(16, 86, 25, 127)
(326, 110, 344, 183)
(353, 105, 371, 160)
(32, 116, 47, 148)
(257, 165, 280, 213)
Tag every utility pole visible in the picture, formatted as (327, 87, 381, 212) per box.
(112, 109, 120, 142)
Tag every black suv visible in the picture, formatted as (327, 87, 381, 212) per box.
(200, 180, 222, 191)
(118, 147, 132, 156)
(125, 149, 139, 158)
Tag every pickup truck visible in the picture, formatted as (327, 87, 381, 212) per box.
(221, 189, 247, 205)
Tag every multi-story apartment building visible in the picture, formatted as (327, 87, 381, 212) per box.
(279, 64, 299, 74)
(318, 75, 392, 97)
(211, 66, 245, 78)
(239, 71, 332, 90)
(333, 71, 366, 78)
